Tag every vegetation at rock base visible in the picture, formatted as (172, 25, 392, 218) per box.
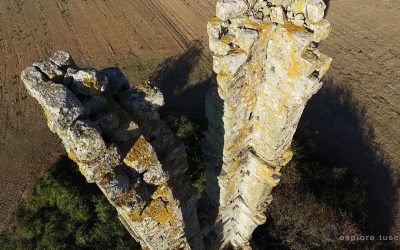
(165, 115, 393, 249)
(0, 116, 395, 249)
(0, 156, 140, 250)
(253, 127, 396, 249)
(166, 115, 206, 195)
(169, 116, 395, 249)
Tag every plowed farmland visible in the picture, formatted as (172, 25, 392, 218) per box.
(0, 0, 399, 235)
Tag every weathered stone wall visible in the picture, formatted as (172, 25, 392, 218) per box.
(204, 0, 332, 248)
(21, 0, 331, 248)
(21, 51, 203, 250)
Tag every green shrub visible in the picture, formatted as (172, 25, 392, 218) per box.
(166, 115, 382, 249)
(166, 115, 206, 194)
(0, 156, 140, 250)
(253, 130, 393, 249)
(1, 117, 391, 250)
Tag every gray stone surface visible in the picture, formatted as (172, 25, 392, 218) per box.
(21, 51, 203, 250)
(216, 0, 248, 21)
(21, 67, 85, 133)
(204, 0, 332, 248)
(69, 69, 109, 96)
(50, 50, 76, 69)
(33, 60, 64, 78)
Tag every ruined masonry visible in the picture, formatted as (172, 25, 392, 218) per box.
(21, 0, 331, 249)
(21, 51, 204, 250)
(203, 0, 331, 248)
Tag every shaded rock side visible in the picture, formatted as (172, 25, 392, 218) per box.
(204, 0, 332, 248)
(21, 51, 204, 250)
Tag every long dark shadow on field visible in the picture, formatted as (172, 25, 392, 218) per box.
(252, 78, 397, 249)
(300, 78, 396, 235)
(150, 40, 212, 123)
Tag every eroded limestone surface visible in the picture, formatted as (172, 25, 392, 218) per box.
(204, 0, 332, 248)
(21, 51, 203, 250)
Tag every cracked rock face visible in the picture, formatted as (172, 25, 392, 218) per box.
(204, 0, 331, 248)
(21, 51, 203, 250)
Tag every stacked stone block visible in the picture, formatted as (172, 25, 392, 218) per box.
(21, 51, 203, 250)
(204, 0, 332, 248)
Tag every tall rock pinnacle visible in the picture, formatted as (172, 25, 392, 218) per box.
(21, 51, 203, 250)
(203, 0, 332, 248)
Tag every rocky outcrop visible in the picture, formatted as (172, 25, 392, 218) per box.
(204, 0, 332, 248)
(21, 51, 203, 250)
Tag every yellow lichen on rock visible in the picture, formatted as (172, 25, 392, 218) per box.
(21, 51, 202, 250)
(138, 185, 179, 229)
(288, 50, 302, 78)
(129, 210, 143, 222)
(83, 77, 102, 92)
(123, 136, 158, 173)
(205, 0, 331, 248)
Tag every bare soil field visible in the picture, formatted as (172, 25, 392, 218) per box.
(0, 0, 399, 236)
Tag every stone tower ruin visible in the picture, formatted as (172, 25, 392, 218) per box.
(202, 0, 331, 248)
(21, 52, 203, 249)
(21, 0, 331, 249)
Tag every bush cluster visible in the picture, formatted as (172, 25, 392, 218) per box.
(0, 157, 139, 250)
(1, 116, 393, 249)
(166, 115, 206, 194)
(253, 128, 395, 249)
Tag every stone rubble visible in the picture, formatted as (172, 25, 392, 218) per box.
(204, 0, 332, 248)
(21, 51, 203, 250)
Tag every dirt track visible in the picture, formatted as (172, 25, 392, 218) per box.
(0, 0, 399, 235)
